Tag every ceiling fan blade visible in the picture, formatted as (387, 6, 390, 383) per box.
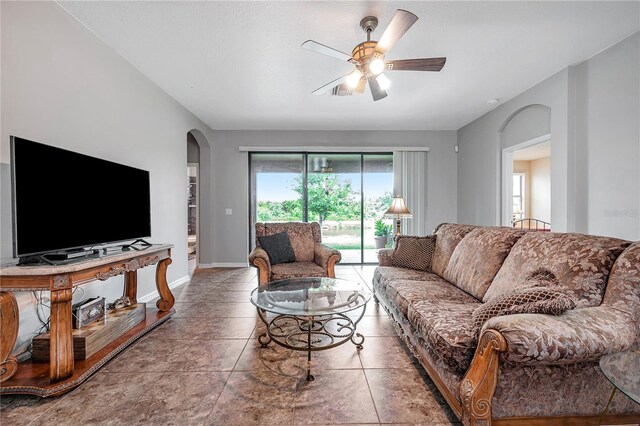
(355, 77, 366, 94)
(312, 74, 350, 95)
(301, 40, 359, 64)
(367, 76, 387, 101)
(385, 57, 446, 72)
(375, 10, 418, 55)
(332, 84, 354, 96)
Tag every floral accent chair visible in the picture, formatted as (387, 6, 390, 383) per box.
(249, 222, 341, 286)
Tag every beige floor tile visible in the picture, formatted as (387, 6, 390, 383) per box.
(31, 372, 162, 424)
(198, 316, 258, 339)
(128, 372, 229, 424)
(354, 315, 397, 337)
(212, 281, 259, 291)
(365, 368, 458, 424)
(103, 337, 192, 372)
(173, 302, 258, 318)
(150, 316, 215, 340)
(207, 369, 297, 425)
(293, 369, 379, 424)
(0, 394, 65, 425)
(235, 339, 303, 377)
(358, 337, 416, 369)
(298, 340, 363, 371)
(178, 339, 247, 371)
(200, 290, 252, 303)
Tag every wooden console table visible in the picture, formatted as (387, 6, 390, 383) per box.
(0, 244, 175, 397)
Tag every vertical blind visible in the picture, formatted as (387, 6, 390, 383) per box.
(393, 151, 428, 236)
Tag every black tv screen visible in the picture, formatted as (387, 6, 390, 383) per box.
(11, 136, 151, 257)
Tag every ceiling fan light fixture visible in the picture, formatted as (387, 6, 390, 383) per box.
(376, 73, 391, 90)
(346, 69, 363, 88)
(369, 57, 385, 75)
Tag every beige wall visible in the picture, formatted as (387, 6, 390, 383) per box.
(513, 160, 531, 218)
(530, 157, 551, 222)
(512, 157, 551, 223)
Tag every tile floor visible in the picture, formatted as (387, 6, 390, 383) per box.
(1, 265, 460, 425)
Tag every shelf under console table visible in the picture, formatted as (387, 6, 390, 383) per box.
(0, 244, 175, 397)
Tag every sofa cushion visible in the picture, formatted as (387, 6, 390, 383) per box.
(257, 231, 296, 265)
(372, 266, 434, 292)
(603, 241, 640, 321)
(271, 262, 327, 281)
(431, 223, 476, 278)
(443, 227, 525, 299)
(484, 232, 630, 307)
(392, 235, 436, 271)
(408, 299, 480, 374)
(386, 275, 478, 317)
(472, 287, 576, 336)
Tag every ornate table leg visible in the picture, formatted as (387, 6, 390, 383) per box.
(0, 291, 19, 382)
(155, 258, 174, 311)
(350, 303, 367, 350)
(256, 308, 272, 347)
(124, 270, 138, 304)
(49, 282, 74, 381)
(306, 316, 314, 382)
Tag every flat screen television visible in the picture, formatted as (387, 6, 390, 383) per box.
(10, 136, 151, 260)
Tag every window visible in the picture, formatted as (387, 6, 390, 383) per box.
(512, 173, 525, 222)
(249, 153, 393, 264)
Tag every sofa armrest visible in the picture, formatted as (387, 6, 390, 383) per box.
(314, 243, 341, 272)
(377, 248, 394, 266)
(249, 247, 271, 286)
(483, 306, 636, 366)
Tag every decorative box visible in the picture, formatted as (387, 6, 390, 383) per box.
(72, 296, 106, 329)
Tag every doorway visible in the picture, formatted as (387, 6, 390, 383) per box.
(502, 136, 551, 230)
(187, 133, 200, 276)
(249, 153, 394, 264)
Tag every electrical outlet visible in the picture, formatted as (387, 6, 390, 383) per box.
(225, 208, 233, 216)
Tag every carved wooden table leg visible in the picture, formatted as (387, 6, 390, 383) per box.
(0, 291, 19, 383)
(49, 286, 74, 381)
(124, 271, 138, 304)
(155, 258, 174, 312)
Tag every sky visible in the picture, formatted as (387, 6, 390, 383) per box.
(257, 172, 393, 202)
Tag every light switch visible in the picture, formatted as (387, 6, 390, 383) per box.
(225, 208, 233, 216)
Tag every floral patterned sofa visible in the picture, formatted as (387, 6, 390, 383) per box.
(373, 223, 640, 425)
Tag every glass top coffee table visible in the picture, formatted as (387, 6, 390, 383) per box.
(598, 350, 640, 424)
(250, 277, 371, 381)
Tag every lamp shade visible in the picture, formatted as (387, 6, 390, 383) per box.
(384, 196, 412, 218)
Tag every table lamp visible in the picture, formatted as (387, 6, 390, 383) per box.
(384, 196, 412, 236)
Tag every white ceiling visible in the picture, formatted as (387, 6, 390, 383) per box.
(58, 1, 639, 131)
(513, 141, 551, 161)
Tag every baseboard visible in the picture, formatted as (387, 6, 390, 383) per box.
(138, 275, 190, 303)
(199, 262, 249, 268)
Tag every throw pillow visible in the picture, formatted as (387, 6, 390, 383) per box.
(257, 231, 296, 265)
(472, 287, 576, 336)
(525, 268, 560, 288)
(392, 235, 437, 271)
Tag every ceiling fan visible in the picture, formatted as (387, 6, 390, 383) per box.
(302, 9, 446, 101)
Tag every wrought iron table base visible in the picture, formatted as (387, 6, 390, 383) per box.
(256, 306, 366, 381)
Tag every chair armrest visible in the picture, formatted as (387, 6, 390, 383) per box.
(377, 248, 394, 266)
(314, 244, 341, 270)
(249, 247, 271, 286)
(483, 306, 636, 366)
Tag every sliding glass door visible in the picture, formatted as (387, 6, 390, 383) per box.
(249, 153, 393, 264)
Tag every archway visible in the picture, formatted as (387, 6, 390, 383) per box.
(499, 105, 552, 228)
(186, 129, 212, 271)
